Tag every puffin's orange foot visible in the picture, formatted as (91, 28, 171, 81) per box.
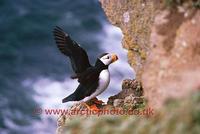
(79, 102, 100, 111)
(91, 97, 104, 105)
(90, 104, 100, 111)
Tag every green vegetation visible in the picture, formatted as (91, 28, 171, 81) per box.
(165, 0, 184, 7)
(165, 0, 200, 8)
(193, 0, 200, 8)
(58, 92, 200, 134)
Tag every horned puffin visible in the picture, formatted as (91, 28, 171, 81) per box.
(53, 26, 118, 109)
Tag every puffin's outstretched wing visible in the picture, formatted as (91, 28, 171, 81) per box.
(53, 26, 91, 76)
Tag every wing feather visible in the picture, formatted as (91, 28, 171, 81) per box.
(53, 26, 91, 75)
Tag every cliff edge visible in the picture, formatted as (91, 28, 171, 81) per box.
(100, 0, 200, 109)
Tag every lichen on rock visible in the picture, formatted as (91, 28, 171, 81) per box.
(100, 0, 162, 79)
(108, 79, 144, 109)
(100, 0, 200, 108)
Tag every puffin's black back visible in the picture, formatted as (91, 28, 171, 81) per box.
(62, 59, 108, 102)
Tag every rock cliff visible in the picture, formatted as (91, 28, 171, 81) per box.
(100, 0, 200, 108)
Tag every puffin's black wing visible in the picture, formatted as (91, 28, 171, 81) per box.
(53, 26, 91, 75)
(62, 67, 100, 103)
(77, 67, 100, 84)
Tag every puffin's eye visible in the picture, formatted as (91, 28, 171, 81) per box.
(106, 56, 109, 59)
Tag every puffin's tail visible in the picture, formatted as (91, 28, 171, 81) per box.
(62, 94, 76, 103)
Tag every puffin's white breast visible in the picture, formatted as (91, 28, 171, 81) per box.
(82, 69, 110, 102)
(98, 69, 110, 93)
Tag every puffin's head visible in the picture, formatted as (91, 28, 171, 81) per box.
(99, 53, 118, 66)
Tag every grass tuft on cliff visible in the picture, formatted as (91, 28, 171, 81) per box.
(165, 0, 200, 8)
(57, 91, 200, 134)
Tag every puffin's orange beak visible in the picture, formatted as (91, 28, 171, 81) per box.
(111, 54, 118, 63)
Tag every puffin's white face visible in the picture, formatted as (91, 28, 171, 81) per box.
(99, 53, 118, 65)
